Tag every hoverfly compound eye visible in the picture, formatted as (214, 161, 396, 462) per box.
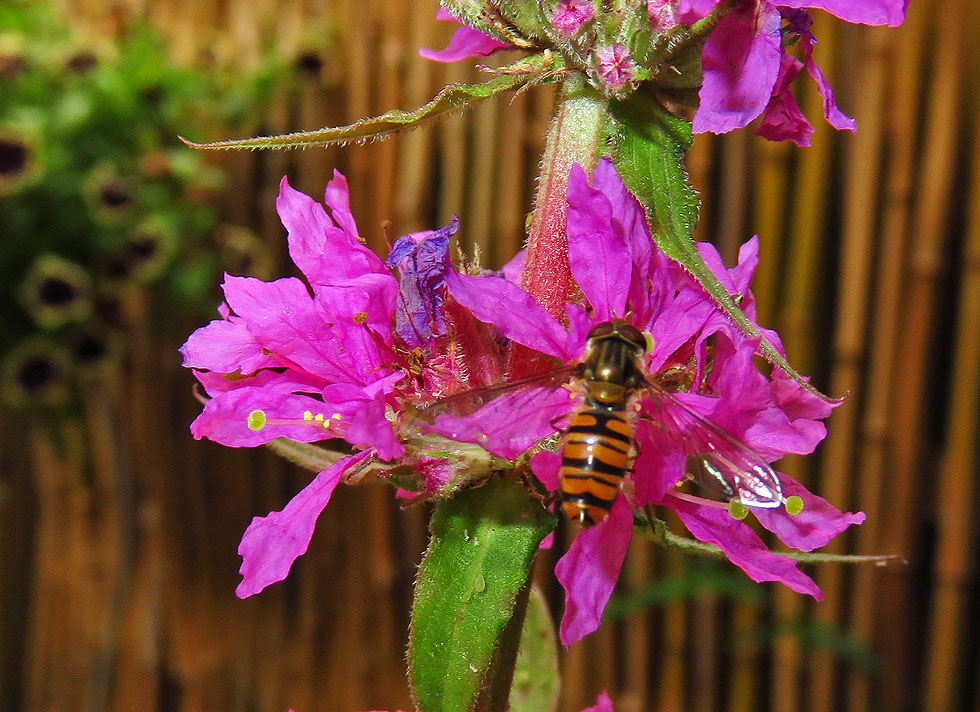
(586, 321, 616, 340)
(617, 324, 646, 352)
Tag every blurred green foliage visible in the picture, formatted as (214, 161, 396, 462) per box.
(605, 558, 877, 669)
(0, 1, 280, 409)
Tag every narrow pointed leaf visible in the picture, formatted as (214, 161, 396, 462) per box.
(182, 56, 551, 151)
(509, 586, 560, 712)
(605, 92, 836, 402)
(409, 478, 556, 712)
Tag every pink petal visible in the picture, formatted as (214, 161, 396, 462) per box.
(567, 163, 631, 321)
(647, 287, 715, 371)
(631, 417, 688, 504)
(180, 317, 278, 374)
(236, 451, 373, 597)
(591, 159, 654, 323)
(693, 1, 782, 134)
(556, 497, 633, 646)
(552, 0, 595, 34)
(565, 304, 594, 359)
(677, 0, 721, 18)
(753, 474, 865, 551)
(323, 170, 360, 241)
(800, 34, 856, 132)
(757, 54, 814, 146)
(345, 390, 405, 461)
(501, 249, 526, 284)
(444, 269, 574, 360)
(429, 386, 572, 460)
(190, 383, 334, 447)
(581, 690, 616, 712)
(419, 11, 512, 63)
(530, 450, 562, 491)
(276, 177, 388, 289)
(671, 498, 822, 598)
(221, 275, 353, 383)
(778, 0, 907, 26)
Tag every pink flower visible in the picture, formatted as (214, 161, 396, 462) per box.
(436, 158, 863, 645)
(420, 1, 906, 142)
(595, 44, 637, 93)
(691, 0, 906, 137)
(553, 0, 596, 35)
(181, 172, 462, 597)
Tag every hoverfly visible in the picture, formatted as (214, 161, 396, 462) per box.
(408, 319, 785, 526)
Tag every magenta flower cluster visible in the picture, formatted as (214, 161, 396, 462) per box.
(422, 0, 907, 145)
(181, 160, 862, 645)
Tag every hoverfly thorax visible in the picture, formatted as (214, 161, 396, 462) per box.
(581, 320, 648, 406)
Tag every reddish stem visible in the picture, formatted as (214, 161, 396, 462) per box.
(510, 83, 606, 377)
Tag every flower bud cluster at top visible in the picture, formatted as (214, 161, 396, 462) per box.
(440, 0, 692, 99)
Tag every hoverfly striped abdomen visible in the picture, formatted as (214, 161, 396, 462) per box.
(559, 320, 647, 526)
(560, 401, 634, 525)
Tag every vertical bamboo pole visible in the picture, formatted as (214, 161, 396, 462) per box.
(920, 2, 980, 705)
(845, 2, 927, 708)
(809, 15, 889, 711)
(877, 1, 962, 707)
(776, 14, 841, 712)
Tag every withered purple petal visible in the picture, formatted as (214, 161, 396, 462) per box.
(386, 217, 457, 347)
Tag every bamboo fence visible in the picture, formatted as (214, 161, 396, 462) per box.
(2, 0, 979, 710)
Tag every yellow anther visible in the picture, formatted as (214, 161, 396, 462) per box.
(331, 413, 342, 421)
(728, 500, 749, 521)
(314, 413, 325, 422)
(303, 410, 313, 421)
(247, 409, 267, 431)
(785, 495, 804, 516)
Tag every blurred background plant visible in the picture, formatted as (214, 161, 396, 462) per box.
(0, 0, 279, 415)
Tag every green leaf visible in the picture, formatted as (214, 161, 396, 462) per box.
(409, 478, 556, 712)
(181, 55, 551, 151)
(605, 92, 835, 402)
(509, 587, 560, 712)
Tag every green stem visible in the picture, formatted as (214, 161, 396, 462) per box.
(474, 579, 533, 712)
(639, 513, 904, 566)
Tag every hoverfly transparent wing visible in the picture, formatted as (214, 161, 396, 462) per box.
(405, 365, 577, 424)
(638, 381, 784, 508)
(402, 365, 578, 459)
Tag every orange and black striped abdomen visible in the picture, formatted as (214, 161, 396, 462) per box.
(560, 404, 633, 525)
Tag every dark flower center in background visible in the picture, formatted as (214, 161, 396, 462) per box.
(0, 139, 27, 176)
(125, 235, 158, 262)
(100, 180, 131, 208)
(104, 256, 131, 280)
(17, 357, 54, 391)
(66, 51, 98, 73)
(0, 54, 29, 79)
(73, 335, 107, 364)
(39, 277, 76, 306)
(295, 52, 323, 75)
